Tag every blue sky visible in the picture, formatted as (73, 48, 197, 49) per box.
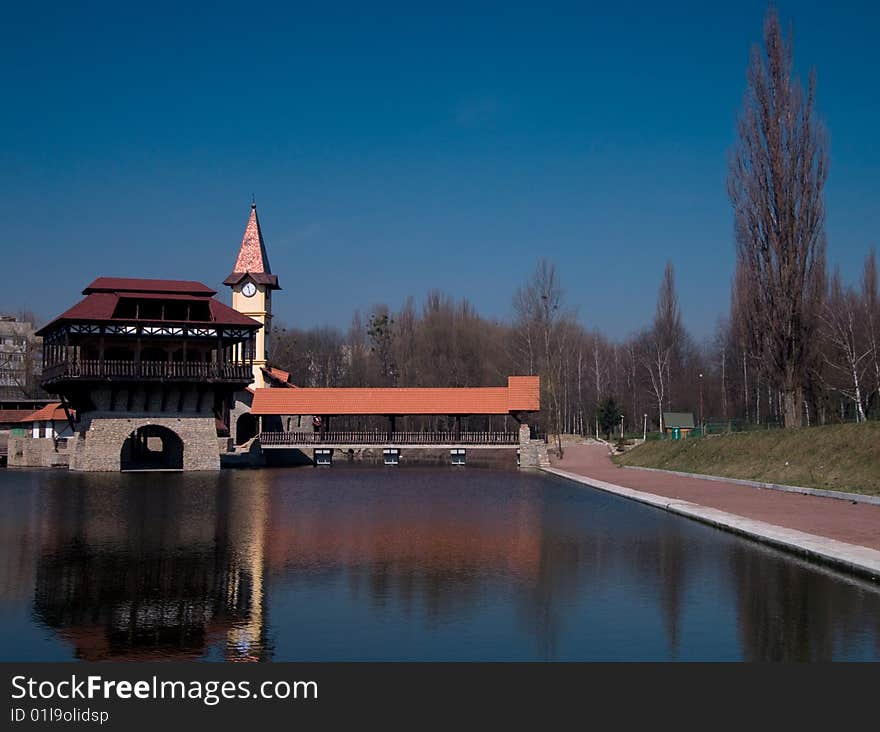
(1, 1, 877, 340)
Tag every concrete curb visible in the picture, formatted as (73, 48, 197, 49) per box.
(542, 467, 880, 582)
(621, 464, 880, 506)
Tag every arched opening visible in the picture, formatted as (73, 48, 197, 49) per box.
(235, 413, 258, 446)
(120, 425, 184, 471)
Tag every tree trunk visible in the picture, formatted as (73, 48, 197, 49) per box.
(782, 384, 803, 428)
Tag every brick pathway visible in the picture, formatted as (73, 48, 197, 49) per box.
(552, 443, 880, 551)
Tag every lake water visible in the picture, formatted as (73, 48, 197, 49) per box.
(1, 466, 879, 661)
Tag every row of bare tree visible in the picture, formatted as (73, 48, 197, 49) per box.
(268, 10, 877, 435)
(269, 239, 878, 438)
(726, 9, 879, 428)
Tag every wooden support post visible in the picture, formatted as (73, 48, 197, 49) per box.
(59, 394, 76, 434)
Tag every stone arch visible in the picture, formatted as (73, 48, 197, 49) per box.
(120, 424, 184, 471)
(235, 412, 258, 446)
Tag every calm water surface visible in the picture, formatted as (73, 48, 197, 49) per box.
(1, 467, 879, 661)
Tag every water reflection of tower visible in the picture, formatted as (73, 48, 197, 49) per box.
(31, 473, 272, 661)
(223, 474, 269, 661)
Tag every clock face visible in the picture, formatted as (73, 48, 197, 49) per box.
(242, 282, 257, 298)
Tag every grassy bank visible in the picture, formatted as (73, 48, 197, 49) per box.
(613, 422, 880, 496)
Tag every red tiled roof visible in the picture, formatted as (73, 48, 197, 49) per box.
(268, 367, 290, 381)
(223, 271, 279, 288)
(224, 205, 280, 289)
(231, 204, 272, 275)
(261, 366, 295, 387)
(84, 278, 216, 295)
(0, 409, 33, 424)
(37, 279, 261, 333)
(18, 403, 73, 423)
(209, 300, 263, 327)
(507, 376, 541, 411)
(251, 376, 540, 415)
(116, 292, 207, 301)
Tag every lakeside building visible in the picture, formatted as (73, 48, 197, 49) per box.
(0, 315, 41, 400)
(9, 203, 542, 471)
(663, 412, 696, 439)
(4, 403, 75, 468)
(16, 278, 260, 470)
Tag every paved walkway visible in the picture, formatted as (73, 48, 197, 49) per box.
(551, 444, 880, 552)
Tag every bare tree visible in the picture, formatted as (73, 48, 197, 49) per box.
(367, 305, 398, 386)
(638, 326, 670, 433)
(818, 269, 872, 421)
(636, 263, 683, 432)
(713, 317, 731, 421)
(344, 310, 370, 387)
(513, 260, 568, 454)
(654, 261, 684, 410)
(728, 8, 828, 428)
(862, 249, 880, 417)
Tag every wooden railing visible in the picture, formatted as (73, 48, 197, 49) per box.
(260, 431, 521, 446)
(42, 359, 253, 383)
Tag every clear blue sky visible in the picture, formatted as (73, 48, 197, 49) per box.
(1, 1, 877, 340)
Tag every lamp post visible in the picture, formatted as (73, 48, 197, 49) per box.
(699, 372, 704, 433)
(643, 413, 647, 441)
(619, 414, 624, 441)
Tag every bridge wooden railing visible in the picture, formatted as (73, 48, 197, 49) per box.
(42, 359, 252, 382)
(260, 431, 521, 446)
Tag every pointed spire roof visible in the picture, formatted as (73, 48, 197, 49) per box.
(224, 203, 280, 289)
(235, 203, 271, 274)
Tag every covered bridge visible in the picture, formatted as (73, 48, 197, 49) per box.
(251, 376, 540, 449)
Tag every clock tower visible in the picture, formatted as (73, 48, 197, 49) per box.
(224, 203, 280, 388)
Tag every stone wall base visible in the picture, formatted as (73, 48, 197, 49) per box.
(309, 447, 516, 468)
(517, 440, 550, 468)
(7, 437, 70, 468)
(516, 423, 550, 468)
(69, 414, 220, 472)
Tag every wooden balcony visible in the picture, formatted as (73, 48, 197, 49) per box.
(42, 359, 253, 385)
(260, 430, 522, 448)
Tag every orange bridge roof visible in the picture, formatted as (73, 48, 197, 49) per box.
(251, 376, 539, 416)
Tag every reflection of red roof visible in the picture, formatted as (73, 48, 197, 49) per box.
(251, 376, 540, 415)
(19, 403, 72, 423)
(36, 278, 260, 334)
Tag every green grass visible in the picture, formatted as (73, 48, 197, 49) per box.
(613, 421, 880, 496)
